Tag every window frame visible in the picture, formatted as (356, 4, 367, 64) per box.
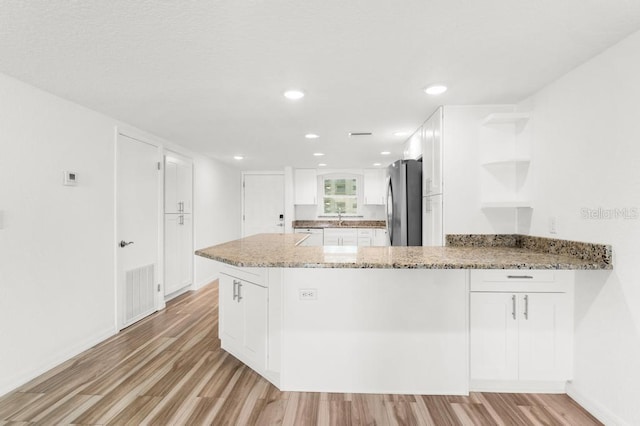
(316, 173, 363, 217)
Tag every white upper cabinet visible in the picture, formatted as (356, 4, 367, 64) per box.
(423, 107, 443, 196)
(363, 169, 386, 205)
(164, 155, 193, 214)
(294, 169, 317, 205)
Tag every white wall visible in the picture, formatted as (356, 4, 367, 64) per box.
(193, 156, 241, 287)
(520, 30, 640, 425)
(0, 71, 240, 396)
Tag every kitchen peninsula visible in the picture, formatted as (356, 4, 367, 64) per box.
(195, 234, 611, 395)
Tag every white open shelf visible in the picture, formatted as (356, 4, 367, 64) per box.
(481, 201, 532, 209)
(481, 112, 530, 126)
(482, 157, 531, 166)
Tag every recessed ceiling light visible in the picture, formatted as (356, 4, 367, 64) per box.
(313, 152, 325, 157)
(305, 133, 319, 139)
(380, 151, 391, 155)
(233, 155, 244, 160)
(318, 163, 327, 167)
(373, 162, 382, 166)
(424, 84, 447, 95)
(393, 131, 409, 137)
(284, 90, 305, 100)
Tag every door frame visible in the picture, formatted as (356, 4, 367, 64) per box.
(241, 171, 285, 237)
(113, 126, 165, 331)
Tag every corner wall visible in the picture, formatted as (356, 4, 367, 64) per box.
(0, 71, 241, 395)
(520, 30, 640, 425)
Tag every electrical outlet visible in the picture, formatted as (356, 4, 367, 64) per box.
(299, 288, 317, 300)
(549, 216, 557, 234)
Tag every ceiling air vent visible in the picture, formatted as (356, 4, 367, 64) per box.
(348, 132, 373, 137)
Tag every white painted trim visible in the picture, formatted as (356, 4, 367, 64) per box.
(470, 379, 567, 393)
(566, 382, 630, 426)
(0, 327, 116, 397)
(164, 285, 193, 303)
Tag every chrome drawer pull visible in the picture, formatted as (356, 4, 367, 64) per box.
(511, 295, 516, 320)
(524, 295, 529, 320)
(507, 275, 534, 279)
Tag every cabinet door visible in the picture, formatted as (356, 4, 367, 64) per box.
(219, 274, 243, 347)
(177, 162, 193, 213)
(241, 281, 267, 371)
(164, 159, 179, 213)
(164, 215, 180, 295)
(165, 156, 193, 213)
(363, 169, 385, 205)
(178, 214, 193, 289)
(294, 169, 318, 205)
(423, 108, 443, 196)
(470, 292, 518, 381)
(518, 292, 572, 381)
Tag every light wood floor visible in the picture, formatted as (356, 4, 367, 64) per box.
(0, 281, 602, 425)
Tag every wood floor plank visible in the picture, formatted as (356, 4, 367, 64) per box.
(0, 281, 603, 426)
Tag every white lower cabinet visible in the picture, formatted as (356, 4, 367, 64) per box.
(324, 228, 358, 246)
(469, 270, 573, 392)
(219, 272, 267, 372)
(324, 228, 388, 246)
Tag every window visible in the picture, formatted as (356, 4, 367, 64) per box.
(319, 174, 361, 215)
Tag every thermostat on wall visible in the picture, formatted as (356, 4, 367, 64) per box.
(63, 171, 78, 186)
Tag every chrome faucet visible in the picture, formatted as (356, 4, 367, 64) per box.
(337, 209, 343, 224)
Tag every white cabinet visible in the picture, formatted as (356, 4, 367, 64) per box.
(363, 169, 386, 205)
(469, 270, 573, 391)
(164, 214, 193, 295)
(294, 169, 317, 205)
(422, 107, 443, 196)
(219, 272, 267, 372)
(165, 155, 193, 213)
(324, 228, 358, 246)
(294, 228, 323, 246)
(164, 154, 193, 298)
(324, 228, 388, 246)
(372, 228, 389, 246)
(357, 229, 372, 246)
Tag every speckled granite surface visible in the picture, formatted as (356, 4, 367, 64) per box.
(292, 220, 386, 229)
(195, 233, 611, 270)
(446, 234, 612, 268)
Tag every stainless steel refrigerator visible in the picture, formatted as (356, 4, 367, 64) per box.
(386, 159, 422, 246)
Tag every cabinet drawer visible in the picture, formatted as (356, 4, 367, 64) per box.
(220, 265, 267, 287)
(470, 270, 573, 293)
(357, 229, 373, 237)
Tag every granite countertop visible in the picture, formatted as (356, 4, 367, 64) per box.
(292, 220, 386, 229)
(195, 233, 612, 270)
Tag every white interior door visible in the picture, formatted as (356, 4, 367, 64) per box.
(116, 133, 160, 330)
(243, 173, 285, 237)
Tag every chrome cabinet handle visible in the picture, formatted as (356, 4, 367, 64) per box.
(524, 295, 529, 320)
(119, 240, 134, 248)
(237, 282, 243, 302)
(507, 275, 533, 279)
(232, 279, 239, 301)
(511, 295, 516, 320)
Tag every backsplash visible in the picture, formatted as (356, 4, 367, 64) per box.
(294, 204, 386, 221)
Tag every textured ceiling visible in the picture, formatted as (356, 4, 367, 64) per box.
(1, 1, 640, 169)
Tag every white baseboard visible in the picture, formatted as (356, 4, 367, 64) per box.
(470, 379, 566, 393)
(566, 382, 630, 426)
(0, 327, 116, 398)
